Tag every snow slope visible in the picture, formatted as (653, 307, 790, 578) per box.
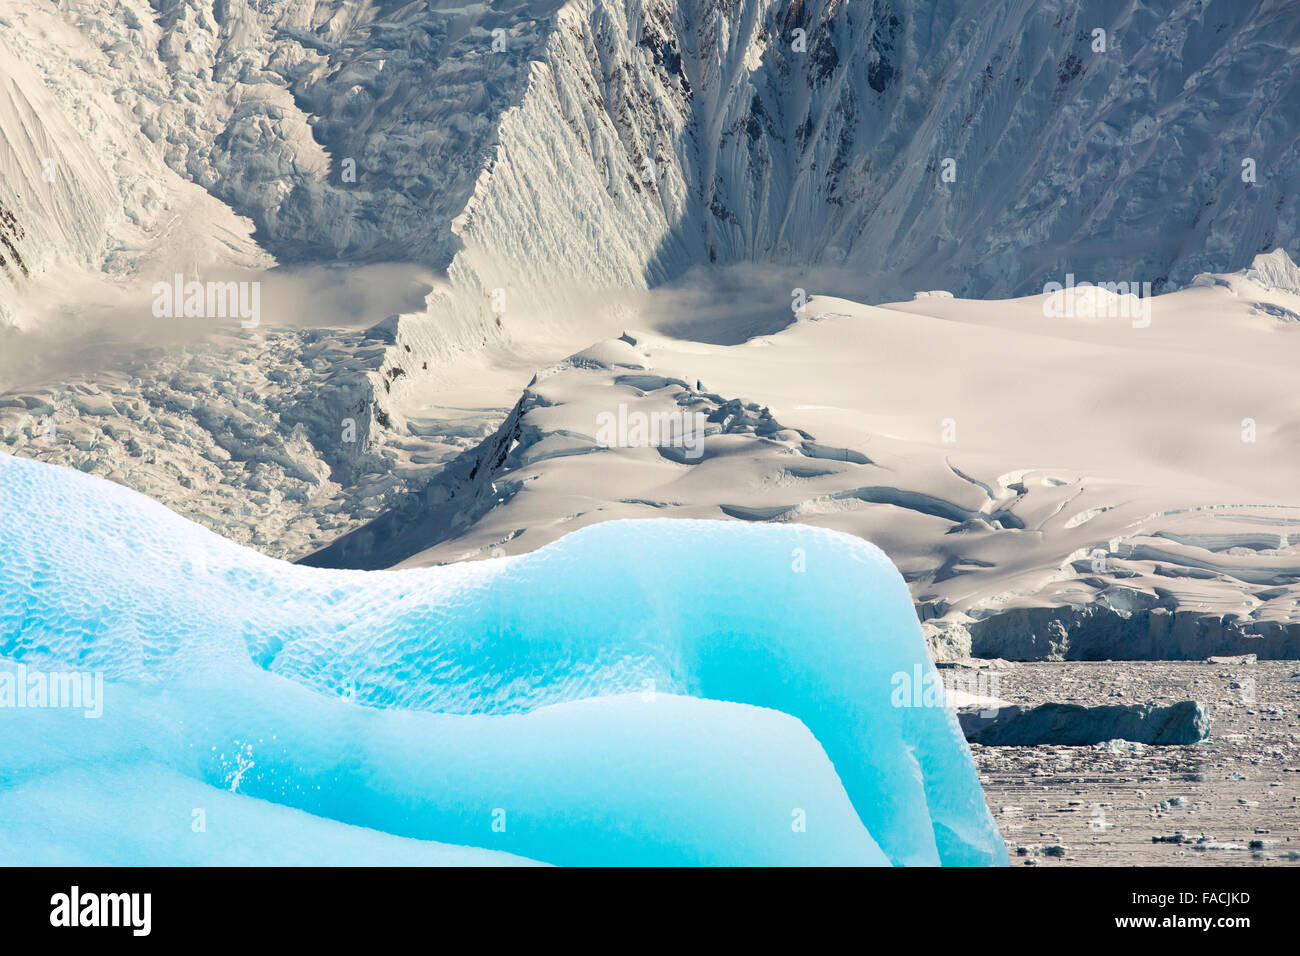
(0, 451, 1007, 866)
(0, 41, 117, 317)
(309, 251, 1300, 660)
(0, 4, 272, 323)
(6, 1, 1299, 332)
(452, 0, 1300, 304)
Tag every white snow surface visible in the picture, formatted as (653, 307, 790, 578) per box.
(301, 252, 1300, 660)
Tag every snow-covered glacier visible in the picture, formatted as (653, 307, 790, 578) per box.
(0, 452, 1005, 866)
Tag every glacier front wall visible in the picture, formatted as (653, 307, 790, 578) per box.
(0, 452, 1006, 865)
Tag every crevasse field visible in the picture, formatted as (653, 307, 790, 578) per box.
(0, 452, 1005, 866)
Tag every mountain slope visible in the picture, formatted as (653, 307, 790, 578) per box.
(6, 0, 1297, 325)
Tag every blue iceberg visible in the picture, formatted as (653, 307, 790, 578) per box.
(0, 452, 1006, 866)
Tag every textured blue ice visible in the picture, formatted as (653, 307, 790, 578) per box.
(0, 452, 1006, 866)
